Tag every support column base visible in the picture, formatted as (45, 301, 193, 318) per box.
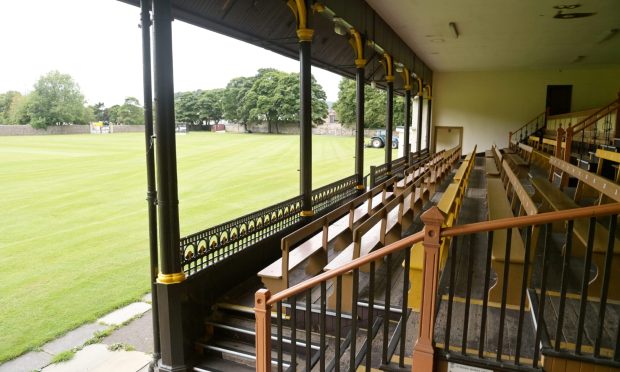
(156, 360, 187, 372)
(411, 343, 435, 371)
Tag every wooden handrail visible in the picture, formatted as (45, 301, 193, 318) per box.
(270, 203, 620, 304)
(267, 232, 424, 304)
(571, 97, 619, 134)
(514, 109, 547, 134)
(509, 109, 547, 146)
(442, 203, 620, 238)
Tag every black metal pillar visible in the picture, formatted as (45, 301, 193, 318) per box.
(140, 1, 160, 370)
(426, 97, 432, 151)
(152, 0, 185, 370)
(385, 80, 394, 173)
(404, 89, 412, 161)
(416, 94, 423, 153)
(298, 9, 313, 217)
(355, 66, 365, 190)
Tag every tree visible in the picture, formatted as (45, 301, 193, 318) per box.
(0, 91, 22, 124)
(26, 71, 90, 129)
(119, 97, 143, 125)
(244, 69, 328, 133)
(198, 89, 224, 124)
(334, 78, 405, 129)
(175, 91, 200, 124)
(222, 76, 256, 131)
(89, 102, 109, 122)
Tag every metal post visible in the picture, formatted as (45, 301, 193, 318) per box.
(139, 1, 160, 370)
(404, 89, 412, 163)
(385, 80, 394, 173)
(615, 91, 620, 140)
(153, 0, 182, 280)
(355, 66, 365, 191)
(152, 0, 186, 370)
(426, 97, 432, 151)
(549, 127, 565, 182)
(412, 206, 445, 371)
(298, 8, 313, 217)
(417, 94, 423, 153)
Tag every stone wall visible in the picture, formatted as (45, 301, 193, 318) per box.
(112, 125, 145, 133)
(0, 125, 90, 136)
(225, 122, 385, 138)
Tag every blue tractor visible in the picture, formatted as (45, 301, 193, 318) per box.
(368, 129, 399, 149)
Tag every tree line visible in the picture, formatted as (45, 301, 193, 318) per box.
(0, 71, 144, 129)
(1, 68, 406, 132)
(333, 78, 405, 129)
(176, 68, 328, 134)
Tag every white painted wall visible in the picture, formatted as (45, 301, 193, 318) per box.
(432, 65, 620, 154)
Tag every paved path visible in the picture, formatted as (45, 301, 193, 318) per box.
(0, 295, 155, 372)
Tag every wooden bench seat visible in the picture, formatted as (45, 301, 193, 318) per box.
(325, 184, 413, 312)
(505, 153, 528, 168)
(531, 172, 620, 299)
(485, 158, 500, 177)
(407, 146, 475, 310)
(258, 178, 396, 294)
(487, 177, 527, 306)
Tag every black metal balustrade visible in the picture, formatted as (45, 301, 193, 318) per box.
(369, 155, 408, 188)
(510, 109, 548, 147)
(255, 203, 620, 372)
(180, 175, 361, 276)
(311, 175, 358, 215)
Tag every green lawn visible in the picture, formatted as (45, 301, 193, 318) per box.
(0, 132, 393, 362)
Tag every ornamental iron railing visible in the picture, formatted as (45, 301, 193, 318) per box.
(310, 174, 358, 215)
(180, 175, 360, 276)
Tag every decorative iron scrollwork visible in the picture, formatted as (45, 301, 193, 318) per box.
(311, 175, 357, 214)
(180, 195, 303, 275)
(180, 175, 361, 276)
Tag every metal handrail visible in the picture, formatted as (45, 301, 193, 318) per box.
(509, 109, 547, 145)
(570, 97, 619, 135)
(266, 202, 620, 305)
(513, 109, 547, 134)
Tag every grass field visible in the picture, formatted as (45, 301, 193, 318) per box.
(0, 132, 394, 362)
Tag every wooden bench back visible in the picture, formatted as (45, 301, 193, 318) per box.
(550, 156, 620, 202)
(501, 161, 538, 216)
(493, 145, 503, 168)
(595, 149, 620, 182)
(352, 181, 414, 258)
(282, 176, 395, 252)
(518, 143, 533, 163)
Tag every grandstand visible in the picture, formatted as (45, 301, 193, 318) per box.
(118, 0, 620, 371)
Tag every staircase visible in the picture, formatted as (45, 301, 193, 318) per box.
(193, 303, 321, 371)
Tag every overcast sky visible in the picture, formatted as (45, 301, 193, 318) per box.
(0, 0, 342, 107)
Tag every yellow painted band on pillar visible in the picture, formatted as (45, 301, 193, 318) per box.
(355, 59, 367, 68)
(157, 271, 186, 284)
(297, 28, 314, 41)
(300, 210, 315, 217)
(404, 84, 413, 91)
(416, 78, 423, 96)
(385, 75, 395, 82)
(356, 184, 366, 190)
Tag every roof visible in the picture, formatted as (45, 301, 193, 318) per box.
(119, 0, 433, 93)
